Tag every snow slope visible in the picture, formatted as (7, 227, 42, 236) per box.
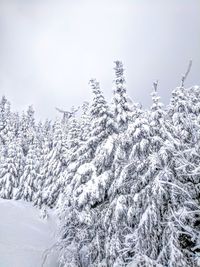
(0, 199, 59, 267)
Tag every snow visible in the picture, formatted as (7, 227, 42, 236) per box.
(0, 199, 59, 267)
(138, 205, 152, 227)
(104, 136, 114, 154)
(77, 162, 95, 175)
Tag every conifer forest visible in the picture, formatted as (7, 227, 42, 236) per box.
(0, 60, 200, 266)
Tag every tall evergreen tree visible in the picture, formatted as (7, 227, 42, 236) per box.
(59, 79, 117, 267)
(0, 135, 24, 199)
(41, 119, 67, 207)
(112, 61, 132, 132)
(16, 140, 40, 202)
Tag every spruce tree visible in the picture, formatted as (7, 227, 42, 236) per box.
(59, 79, 117, 267)
(16, 140, 40, 202)
(0, 135, 24, 199)
(41, 119, 67, 207)
(112, 61, 132, 132)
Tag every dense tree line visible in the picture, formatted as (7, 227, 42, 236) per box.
(0, 61, 200, 266)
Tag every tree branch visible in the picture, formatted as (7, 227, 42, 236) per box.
(181, 59, 192, 88)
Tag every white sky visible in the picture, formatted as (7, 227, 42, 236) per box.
(0, 0, 199, 119)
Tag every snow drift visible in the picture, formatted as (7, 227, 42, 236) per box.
(0, 199, 58, 267)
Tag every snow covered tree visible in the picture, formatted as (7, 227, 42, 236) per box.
(112, 61, 132, 132)
(64, 79, 117, 208)
(0, 96, 12, 145)
(67, 115, 81, 153)
(18, 106, 36, 156)
(0, 136, 24, 199)
(79, 101, 91, 142)
(58, 79, 118, 267)
(16, 139, 40, 202)
(41, 119, 67, 207)
(101, 85, 200, 266)
(167, 85, 200, 204)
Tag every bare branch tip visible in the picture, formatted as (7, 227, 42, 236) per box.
(181, 59, 193, 88)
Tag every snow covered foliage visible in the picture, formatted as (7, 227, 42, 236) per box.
(58, 73, 200, 266)
(112, 61, 133, 132)
(16, 141, 40, 202)
(41, 119, 68, 207)
(0, 62, 200, 266)
(0, 138, 23, 199)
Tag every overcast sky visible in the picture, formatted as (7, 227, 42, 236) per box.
(0, 0, 199, 119)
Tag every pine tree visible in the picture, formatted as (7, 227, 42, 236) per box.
(59, 79, 117, 267)
(101, 86, 200, 266)
(33, 136, 50, 208)
(67, 115, 81, 153)
(0, 96, 12, 145)
(18, 106, 36, 156)
(167, 85, 200, 203)
(66, 79, 117, 209)
(0, 135, 24, 199)
(16, 140, 40, 202)
(112, 61, 132, 132)
(41, 119, 67, 207)
(79, 101, 91, 142)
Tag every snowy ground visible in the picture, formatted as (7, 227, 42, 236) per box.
(0, 199, 59, 267)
